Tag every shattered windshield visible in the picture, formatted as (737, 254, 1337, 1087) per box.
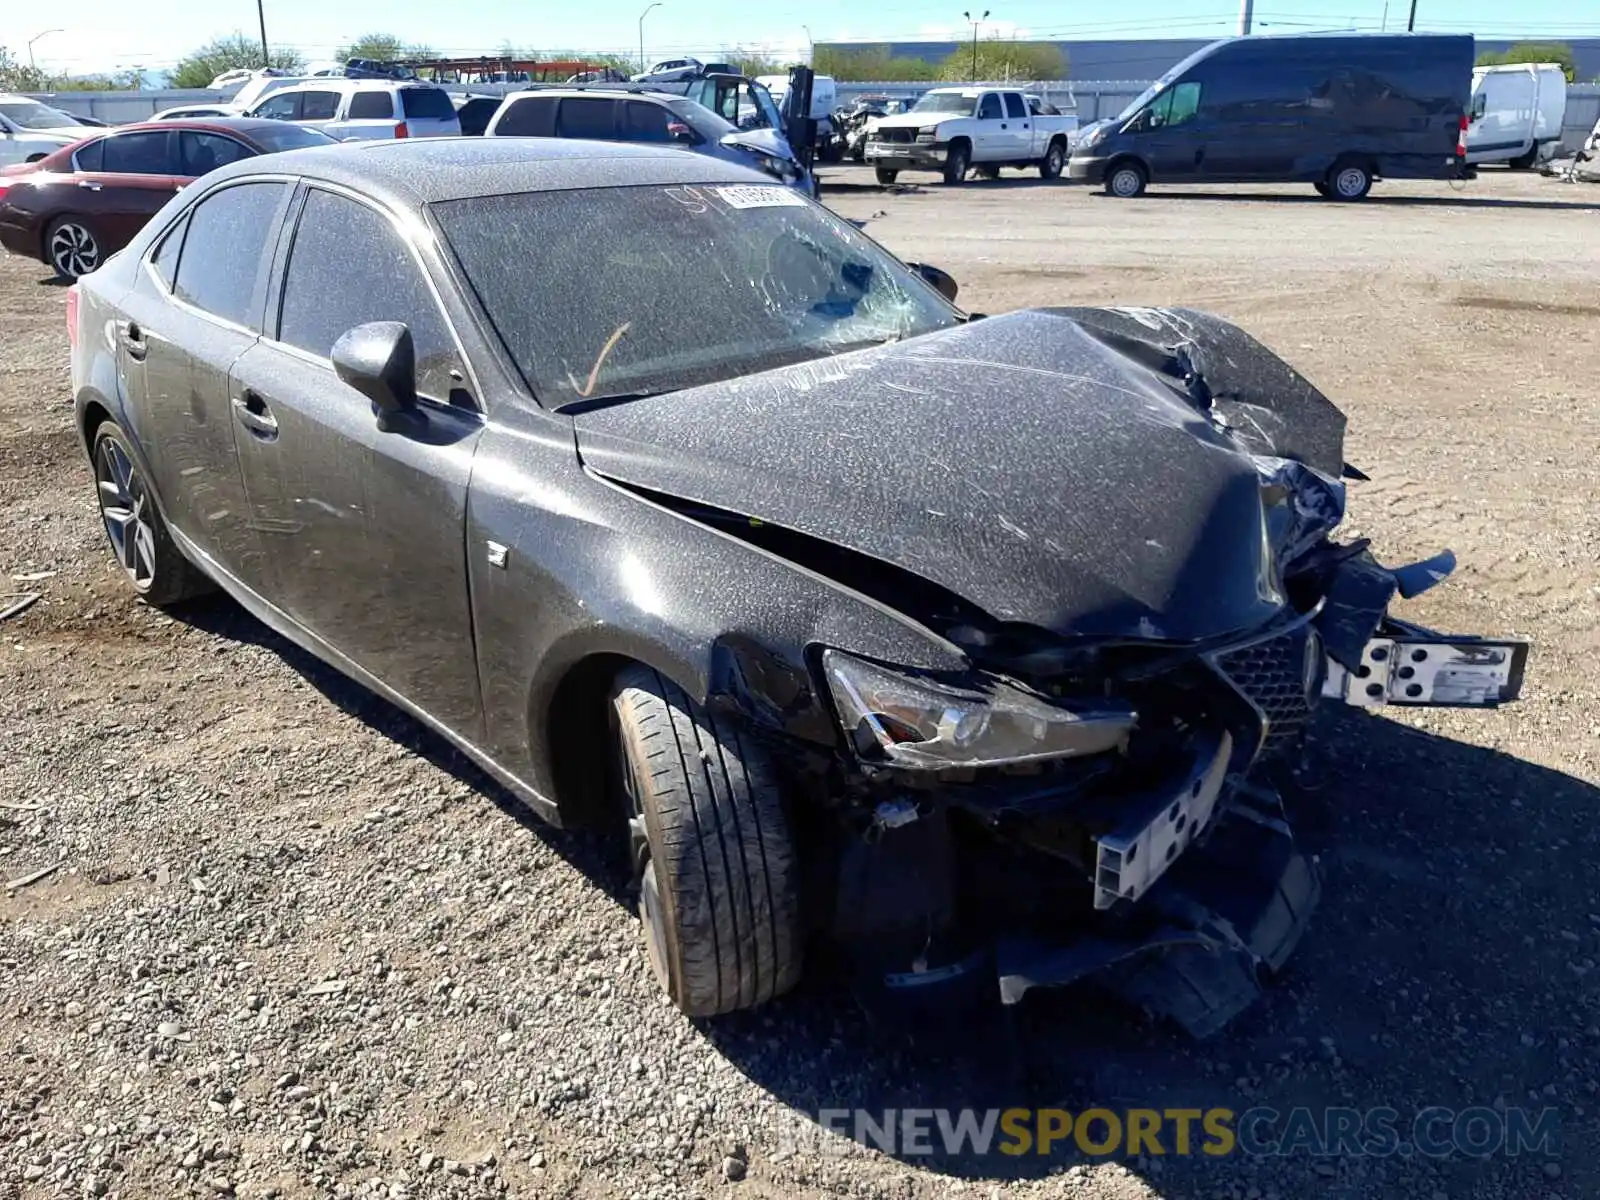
(434, 184, 961, 406)
(912, 92, 977, 116)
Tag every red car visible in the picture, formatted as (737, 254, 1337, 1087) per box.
(0, 118, 338, 279)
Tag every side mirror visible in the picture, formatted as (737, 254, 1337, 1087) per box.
(331, 321, 418, 428)
(908, 262, 958, 304)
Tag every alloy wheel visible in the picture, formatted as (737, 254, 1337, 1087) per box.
(95, 437, 156, 589)
(49, 222, 100, 278)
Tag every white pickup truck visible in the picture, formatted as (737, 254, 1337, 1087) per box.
(864, 87, 1078, 184)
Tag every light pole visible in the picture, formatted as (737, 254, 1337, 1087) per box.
(803, 24, 813, 64)
(256, 0, 270, 67)
(28, 29, 63, 70)
(639, 2, 663, 75)
(1406, 0, 1416, 29)
(962, 10, 988, 83)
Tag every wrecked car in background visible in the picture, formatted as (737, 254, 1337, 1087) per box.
(68, 139, 1527, 1037)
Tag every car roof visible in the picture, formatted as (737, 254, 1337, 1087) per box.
(100, 117, 317, 137)
(200, 137, 768, 209)
(505, 88, 682, 103)
(267, 78, 443, 92)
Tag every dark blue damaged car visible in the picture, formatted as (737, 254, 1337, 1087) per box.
(68, 137, 1527, 1034)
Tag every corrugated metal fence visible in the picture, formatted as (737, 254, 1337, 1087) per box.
(28, 79, 1600, 153)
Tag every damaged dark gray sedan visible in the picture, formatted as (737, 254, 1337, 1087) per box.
(70, 139, 1527, 1035)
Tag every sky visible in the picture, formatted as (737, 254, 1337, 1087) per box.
(14, 0, 1599, 78)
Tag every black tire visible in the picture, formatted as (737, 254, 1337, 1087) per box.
(90, 421, 213, 607)
(1312, 181, 1331, 197)
(974, 165, 999, 180)
(1040, 140, 1066, 180)
(1508, 147, 1538, 171)
(874, 167, 899, 186)
(1326, 159, 1373, 200)
(943, 140, 971, 185)
(610, 664, 803, 1017)
(45, 216, 104, 280)
(1104, 160, 1147, 198)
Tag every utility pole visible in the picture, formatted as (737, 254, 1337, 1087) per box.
(1406, 0, 1417, 30)
(639, 2, 663, 74)
(256, 0, 270, 67)
(27, 28, 62, 70)
(1237, 0, 1253, 35)
(962, 10, 989, 83)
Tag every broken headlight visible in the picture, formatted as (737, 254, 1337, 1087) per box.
(821, 648, 1136, 771)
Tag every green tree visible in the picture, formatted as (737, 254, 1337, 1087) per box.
(335, 33, 438, 63)
(718, 51, 784, 76)
(170, 34, 303, 87)
(1475, 41, 1577, 83)
(938, 39, 1065, 83)
(0, 45, 48, 91)
(812, 44, 939, 82)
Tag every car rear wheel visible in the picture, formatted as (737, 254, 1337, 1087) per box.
(1327, 160, 1373, 200)
(46, 217, 102, 280)
(1106, 161, 1147, 198)
(1040, 140, 1066, 180)
(609, 663, 803, 1016)
(1312, 181, 1331, 197)
(91, 421, 213, 606)
(874, 167, 899, 185)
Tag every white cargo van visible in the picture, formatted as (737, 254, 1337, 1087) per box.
(1466, 63, 1567, 169)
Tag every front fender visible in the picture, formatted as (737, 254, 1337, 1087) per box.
(466, 426, 970, 807)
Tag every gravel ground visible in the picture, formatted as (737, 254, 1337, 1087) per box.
(3, 168, 1599, 1200)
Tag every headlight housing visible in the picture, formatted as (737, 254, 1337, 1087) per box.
(1079, 125, 1106, 150)
(915, 125, 941, 143)
(822, 649, 1137, 771)
(746, 149, 799, 182)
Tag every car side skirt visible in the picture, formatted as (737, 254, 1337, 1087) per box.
(164, 523, 564, 827)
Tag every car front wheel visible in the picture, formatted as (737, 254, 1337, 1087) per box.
(874, 167, 899, 185)
(1106, 161, 1147, 197)
(91, 421, 213, 606)
(610, 664, 803, 1016)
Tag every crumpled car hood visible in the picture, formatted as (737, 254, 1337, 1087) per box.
(574, 308, 1339, 643)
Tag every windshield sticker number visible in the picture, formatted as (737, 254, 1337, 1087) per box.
(717, 185, 807, 210)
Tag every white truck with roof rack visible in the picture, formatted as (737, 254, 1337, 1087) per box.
(1465, 62, 1567, 170)
(864, 86, 1077, 184)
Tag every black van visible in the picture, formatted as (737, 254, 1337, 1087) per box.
(1068, 33, 1474, 200)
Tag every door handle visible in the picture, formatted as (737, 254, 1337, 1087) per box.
(1000, 122, 1008, 129)
(117, 321, 146, 361)
(232, 392, 279, 439)
(77, 180, 102, 192)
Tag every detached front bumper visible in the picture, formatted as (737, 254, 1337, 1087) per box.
(1067, 154, 1110, 184)
(864, 140, 947, 170)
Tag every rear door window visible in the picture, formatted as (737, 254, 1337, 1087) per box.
(276, 189, 465, 404)
(172, 182, 286, 326)
(102, 131, 178, 174)
(620, 101, 671, 142)
(557, 98, 617, 139)
(400, 88, 456, 120)
(348, 90, 395, 119)
(495, 96, 556, 137)
(299, 91, 341, 121)
(178, 131, 254, 175)
(72, 138, 105, 172)
(1004, 93, 1027, 119)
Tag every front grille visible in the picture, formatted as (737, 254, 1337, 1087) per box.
(1214, 628, 1315, 744)
(874, 128, 916, 145)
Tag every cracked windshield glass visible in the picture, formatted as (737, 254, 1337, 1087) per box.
(434, 184, 960, 405)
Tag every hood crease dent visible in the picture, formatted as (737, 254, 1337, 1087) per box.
(574, 308, 1345, 644)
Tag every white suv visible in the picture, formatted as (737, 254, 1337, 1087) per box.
(245, 80, 461, 140)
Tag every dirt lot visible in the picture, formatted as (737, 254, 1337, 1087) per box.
(2, 168, 1599, 1200)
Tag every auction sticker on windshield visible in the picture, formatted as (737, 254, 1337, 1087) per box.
(716, 185, 808, 209)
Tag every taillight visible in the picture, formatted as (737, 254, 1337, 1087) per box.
(1456, 114, 1469, 158)
(394, 121, 409, 139)
(65, 286, 79, 351)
